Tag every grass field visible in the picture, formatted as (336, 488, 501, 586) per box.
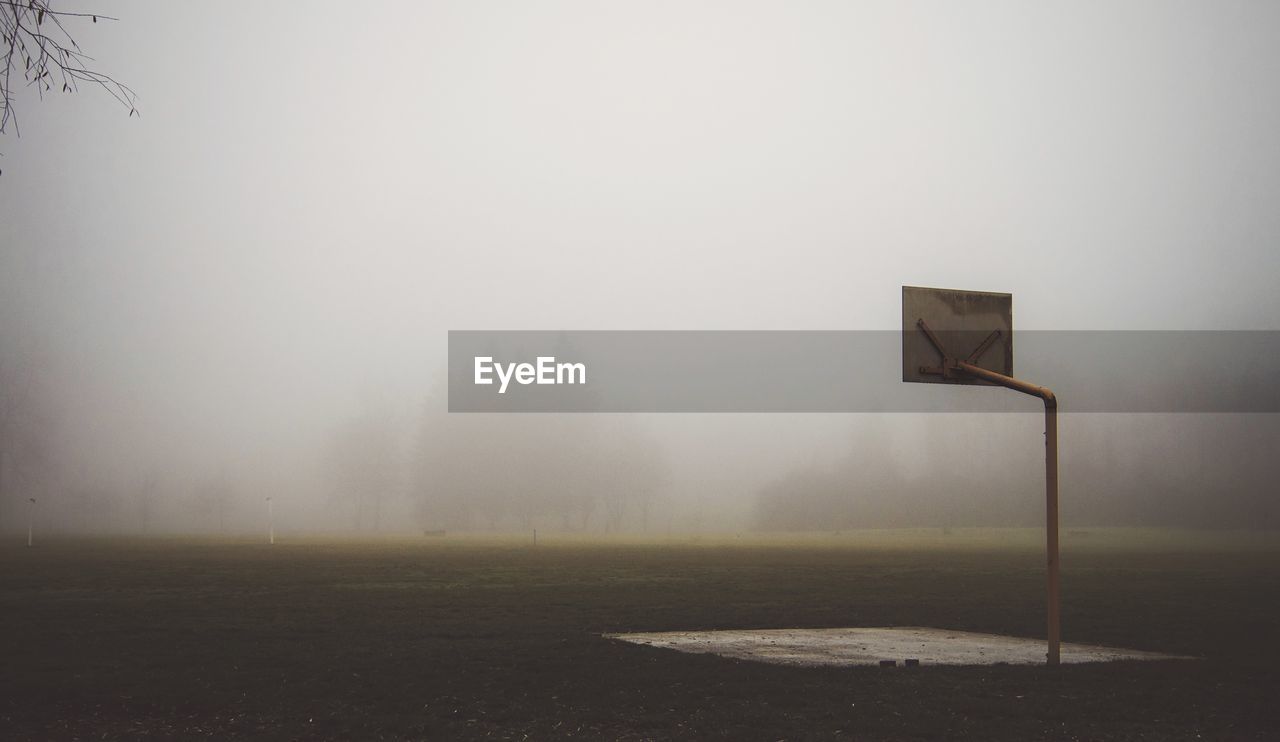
(1, 529, 1277, 740)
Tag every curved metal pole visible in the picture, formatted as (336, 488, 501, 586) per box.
(957, 361, 1061, 666)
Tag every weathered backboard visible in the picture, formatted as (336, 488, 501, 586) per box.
(902, 285, 1013, 385)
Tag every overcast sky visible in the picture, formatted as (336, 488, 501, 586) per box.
(2, 1, 1278, 528)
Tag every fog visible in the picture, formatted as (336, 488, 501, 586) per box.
(2, 2, 1278, 536)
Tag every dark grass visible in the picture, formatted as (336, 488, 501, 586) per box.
(1, 531, 1277, 740)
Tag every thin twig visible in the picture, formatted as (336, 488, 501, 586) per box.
(1, 0, 135, 143)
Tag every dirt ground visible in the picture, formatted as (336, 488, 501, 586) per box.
(1, 529, 1276, 740)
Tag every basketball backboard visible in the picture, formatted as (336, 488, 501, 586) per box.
(902, 285, 1013, 385)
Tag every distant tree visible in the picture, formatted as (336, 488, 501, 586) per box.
(596, 418, 667, 532)
(414, 400, 668, 534)
(194, 468, 234, 533)
(0, 337, 62, 527)
(754, 418, 913, 531)
(135, 470, 158, 535)
(1, 1, 136, 168)
(326, 406, 401, 531)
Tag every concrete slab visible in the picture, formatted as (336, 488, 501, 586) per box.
(605, 627, 1193, 667)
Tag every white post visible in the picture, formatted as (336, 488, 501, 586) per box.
(27, 497, 35, 547)
(267, 497, 274, 545)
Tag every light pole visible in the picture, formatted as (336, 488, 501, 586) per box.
(266, 497, 274, 545)
(26, 497, 35, 547)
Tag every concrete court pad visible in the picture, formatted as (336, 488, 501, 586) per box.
(605, 627, 1193, 667)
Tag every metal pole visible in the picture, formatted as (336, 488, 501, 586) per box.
(956, 360, 1061, 665)
(27, 498, 35, 547)
(1045, 402, 1061, 665)
(267, 497, 274, 545)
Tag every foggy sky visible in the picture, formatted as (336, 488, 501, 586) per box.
(2, 2, 1278, 533)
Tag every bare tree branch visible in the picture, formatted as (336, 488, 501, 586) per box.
(1, 0, 135, 164)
